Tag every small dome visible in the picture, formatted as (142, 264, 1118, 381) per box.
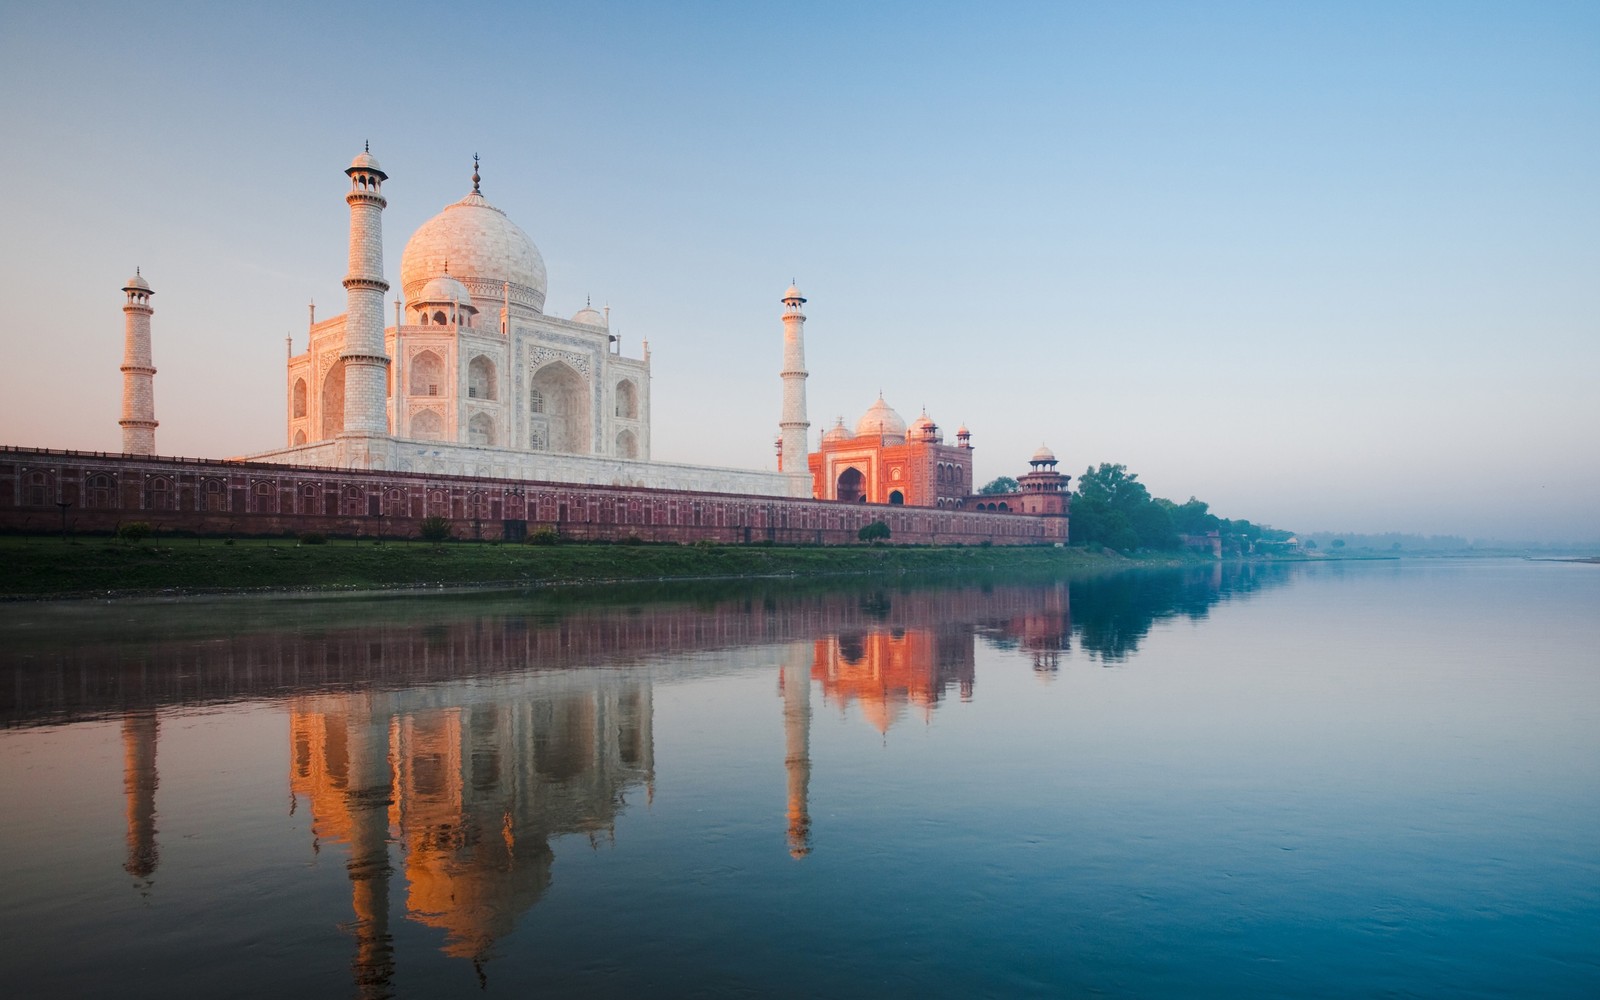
(856, 395, 906, 441)
(821, 417, 853, 445)
(416, 275, 475, 310)
(123, 270, 151, 292)
(908, 410, 941, 444)
(571, 305, 606, 328)
(1030, 444, 1057, 464)
(783, 282, 805, 302)
(956, 424, 970, 437)
(347, 149, 385, 176)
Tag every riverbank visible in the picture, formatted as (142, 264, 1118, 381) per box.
(0, 535, 1194, 600)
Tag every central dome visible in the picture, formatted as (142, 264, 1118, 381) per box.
(401, 190, 547, 314)
(855, 395, 906, 441)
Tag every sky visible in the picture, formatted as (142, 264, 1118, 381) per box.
(0, 1, 1595, 542)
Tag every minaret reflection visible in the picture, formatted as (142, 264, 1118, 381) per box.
(779, 644, 812, 858)
(121, 710, 160, 887)
(289, 671, 654, 991)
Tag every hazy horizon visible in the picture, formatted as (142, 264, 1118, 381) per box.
(1, 2, 1594, 542)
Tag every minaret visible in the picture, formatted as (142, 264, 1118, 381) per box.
(119, 269, 157, 455)
(779, 282, 809, 473)
(340, 145, 391, 441)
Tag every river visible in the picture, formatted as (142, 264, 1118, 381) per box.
(1, 559, 1595, 997)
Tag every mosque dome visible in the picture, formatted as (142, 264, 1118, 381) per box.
(416, 275, 475, 309)
(571, 303, 606, 328)
(401, 179, 547, 314)
(1030, 444, 1057, 464)
(855, 395, 906, 441)
(821, 417, 854, 445)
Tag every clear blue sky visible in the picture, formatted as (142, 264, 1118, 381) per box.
(1, 1, 1595, 542)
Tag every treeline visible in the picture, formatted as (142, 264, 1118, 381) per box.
(1065, 463, 1292, 554)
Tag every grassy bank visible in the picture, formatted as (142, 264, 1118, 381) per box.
(0, 535, 1171, 599)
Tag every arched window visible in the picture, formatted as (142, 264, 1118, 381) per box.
(292, 378, 307, 418)
(432, 310, 447, 326)
(25, 471, 52, 506)
(147, 477, 173, 511)
(889, 490, 905, 505)
(468, 356, 497, 400)
(529, 362, 591, 454)
(529, 389, 544, 414)
(254, 482, 275, 513)
(616, 429, 638, 459)
(412, 409, 444, 441)
(468, 412, 495, 446)
(293, 429, 307, 445)
(615, 379, 638, 419)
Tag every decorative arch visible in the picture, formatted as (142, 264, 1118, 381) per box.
(468, 355, 497, 401)
(888, 490, 905, 505)
(292, 378, 307, 418)
(616, 428, 638, 459)
(468, 412, 495, 446)
(293, 429, 307, 445)
(412, 409, 444, 441)
(530, 362, 590, 454)
(615, 379, 638, 419)
(320, 360, 345, 439)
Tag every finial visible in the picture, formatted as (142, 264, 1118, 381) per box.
(472, 153, 480, 194)
(364, 140, 369, 153)
(586, 294, 592, 307)
(135, 266, 141, 276)
(443, 259, 449, 275)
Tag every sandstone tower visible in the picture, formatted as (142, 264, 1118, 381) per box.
(340, 145, 392, 451)
(778, 283, 810, 473)
(119, 269, 157, 455)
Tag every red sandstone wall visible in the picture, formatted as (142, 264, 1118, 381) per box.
(0, 448, 1065, 546)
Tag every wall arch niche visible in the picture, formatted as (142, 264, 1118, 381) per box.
(616, 429, 638, 459)
(412, 409, 444, 441)
(292, 378, 307, 418)
(410, 351, 444, 397)
(530, 362, 590, 454)
(468, 412, 495, 446)
(320, 361, 344, 439)
(468, 356, 497, 400)
(615, 379, 638, 419)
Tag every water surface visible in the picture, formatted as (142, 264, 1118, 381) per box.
(1, 560, 1595, 997)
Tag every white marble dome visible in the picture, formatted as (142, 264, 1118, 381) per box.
(347, 149, 384, 175)
(1030, 444, 1057, 464)
(401, 190, 547, 314)
(123, 271, 151, 292)
(856, 396, 906, 441)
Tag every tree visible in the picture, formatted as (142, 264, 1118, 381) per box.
(419, 516, 452, 543)
(1332, 539, 1345, 549)
(858, 521, 891, 543)
(978, 476, 1018, 495)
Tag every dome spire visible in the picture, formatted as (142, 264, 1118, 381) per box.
(472, 153, 480, 194)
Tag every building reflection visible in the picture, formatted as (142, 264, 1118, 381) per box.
(122, 709, 160, 889)
(288, 671, 653, 992)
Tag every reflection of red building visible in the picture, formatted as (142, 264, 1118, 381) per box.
(809, 397, 974, 508)
(810, 628, 975, 734)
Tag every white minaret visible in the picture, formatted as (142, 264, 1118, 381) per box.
(119, 269, 157, 455)
(779, 282, 810, 473)
(340, 145, 391, 440)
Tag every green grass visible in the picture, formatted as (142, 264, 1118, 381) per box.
(0, 535, 1167, 599)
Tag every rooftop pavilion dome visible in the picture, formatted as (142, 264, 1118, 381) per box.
(856, 394, 906, 441)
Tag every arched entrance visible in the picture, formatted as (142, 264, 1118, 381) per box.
(888, 490, 904, 505)
(530, 362, 590, 454)
(836, 467, 866, 504)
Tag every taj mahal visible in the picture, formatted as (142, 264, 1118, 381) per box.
(96, 145, 1068, 536)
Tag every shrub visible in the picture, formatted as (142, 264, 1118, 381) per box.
(528, 526, 559, 546)
(419, 516, 452, 543)
(298, 532, 327, 545)
(117, 521, 152, 544)
(621, 534, 644, 546)
(858, 521, 891, 544)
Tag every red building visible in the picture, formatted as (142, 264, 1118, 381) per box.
(808, 396, 974, 508)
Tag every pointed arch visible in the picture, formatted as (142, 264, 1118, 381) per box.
(530, 362, 590, 454)
(616, 428, 638, 459)
(468, 355, 497, 400)
(412, 409, 444, 441)
(468, 412, 495, 446)
(409, 351, 444, 397)
(320, 361, 344, 439)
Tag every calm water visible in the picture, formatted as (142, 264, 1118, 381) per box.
(1, 560, 1595, 998)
